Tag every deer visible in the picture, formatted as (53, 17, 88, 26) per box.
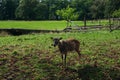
(51, 37, 81, 66)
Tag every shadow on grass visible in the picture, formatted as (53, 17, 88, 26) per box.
(77, 65, 106, 80)
(0, 52, 120, 80)
(38, 58, 120, 80)
(65, 64, 120, 80)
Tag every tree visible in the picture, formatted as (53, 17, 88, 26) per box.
(41, 0, 70, 20)
(0, 0, 18, 20)
(71, 0, 93, 20)
(15, 0, 39, 20)
(56, 6, 79, 27)
(34, 2, 48, 20)
(105, 0, 120, 18)
(90, 0, 106, 19)
(112, 9, 120, 17)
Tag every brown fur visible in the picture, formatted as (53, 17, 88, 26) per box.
(51, 37, 81, 66)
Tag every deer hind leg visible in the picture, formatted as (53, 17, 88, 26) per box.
(75, 49, 81, 61)
(76, 48, 81, 56)
(76, 44, 81, 58)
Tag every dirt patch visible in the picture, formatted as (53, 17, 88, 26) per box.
(0, 29, 62, 36)
(0, 31, 9, 36)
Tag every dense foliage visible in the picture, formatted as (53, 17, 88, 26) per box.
(0, 0, 120, 20)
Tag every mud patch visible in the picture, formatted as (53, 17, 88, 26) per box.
(0, 29, 62, 36)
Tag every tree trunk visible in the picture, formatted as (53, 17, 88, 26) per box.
(66, 20, 69, 27)
(84, 16, 86, 29)
(98, 17, 101, 25)
(109, 16, 113, 32)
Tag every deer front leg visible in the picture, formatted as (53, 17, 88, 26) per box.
(61, 54, 63, 65)
(64, 53, 67, 67)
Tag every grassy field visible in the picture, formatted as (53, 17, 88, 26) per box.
(0, 21, 66, 30)
(0, 30, 120, 80)
(0, 20, 109, 30)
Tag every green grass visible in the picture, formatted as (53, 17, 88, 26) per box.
(0, 30, 120, 80)
(0, 21, 66, 30)
(0, 20, 109, 30)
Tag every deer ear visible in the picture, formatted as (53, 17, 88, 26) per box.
(50, 37, 53, 40)
(59, 37, 62, 40)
